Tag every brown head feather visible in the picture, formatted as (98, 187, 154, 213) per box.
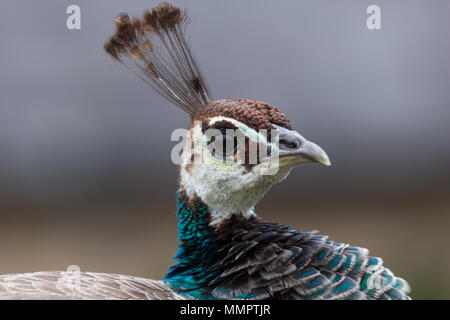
(195, 98, 292, 131)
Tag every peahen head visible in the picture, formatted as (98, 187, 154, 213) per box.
(180, 98, 330, 225)
(104, 3, 330, 225)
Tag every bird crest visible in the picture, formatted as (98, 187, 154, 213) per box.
(104, 2, 211, 116)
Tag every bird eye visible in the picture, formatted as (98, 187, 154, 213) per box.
(206, 129, 239, 161)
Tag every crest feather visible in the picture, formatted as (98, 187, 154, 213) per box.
(104, 3, 211, 116)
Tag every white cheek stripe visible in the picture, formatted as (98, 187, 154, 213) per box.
(208, 116, 268, 144)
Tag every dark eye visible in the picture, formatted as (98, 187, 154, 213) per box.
(206, 130, 239, 160)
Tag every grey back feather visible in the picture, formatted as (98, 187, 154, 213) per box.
(0, 271, 184, 300)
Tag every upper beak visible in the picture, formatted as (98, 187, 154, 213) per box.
(275, 125, 331, 167)
(287, 139, 331, 166)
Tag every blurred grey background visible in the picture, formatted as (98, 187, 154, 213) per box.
(0, 0, 449, 299)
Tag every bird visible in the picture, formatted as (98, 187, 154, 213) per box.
(0, 3, 410, 300)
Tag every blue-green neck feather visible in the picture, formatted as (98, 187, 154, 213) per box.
(164, 191, 217, 299)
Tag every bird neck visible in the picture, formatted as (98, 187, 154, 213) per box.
(163, 190, 217, 298)
(174, 190, 212, 253)
(164, 189, 265, 299)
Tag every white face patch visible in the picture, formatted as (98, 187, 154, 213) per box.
(179, 117, 292, 226)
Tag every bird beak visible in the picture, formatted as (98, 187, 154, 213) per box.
(274, 125, 331, 167)
(284, 139, 331, 166)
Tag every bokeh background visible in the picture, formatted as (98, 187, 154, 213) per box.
(0, 0, 449, 299)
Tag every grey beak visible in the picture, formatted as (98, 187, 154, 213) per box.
(294, 139, 331, 166)
(274, 125, 331, 166)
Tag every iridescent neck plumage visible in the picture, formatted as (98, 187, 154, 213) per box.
(164, 190, 260, 299)
(163, 191, 216, 299)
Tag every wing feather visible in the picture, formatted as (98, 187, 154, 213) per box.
(0, 271, 184, 300)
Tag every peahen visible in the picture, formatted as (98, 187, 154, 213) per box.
(0, 3, 410, 300)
